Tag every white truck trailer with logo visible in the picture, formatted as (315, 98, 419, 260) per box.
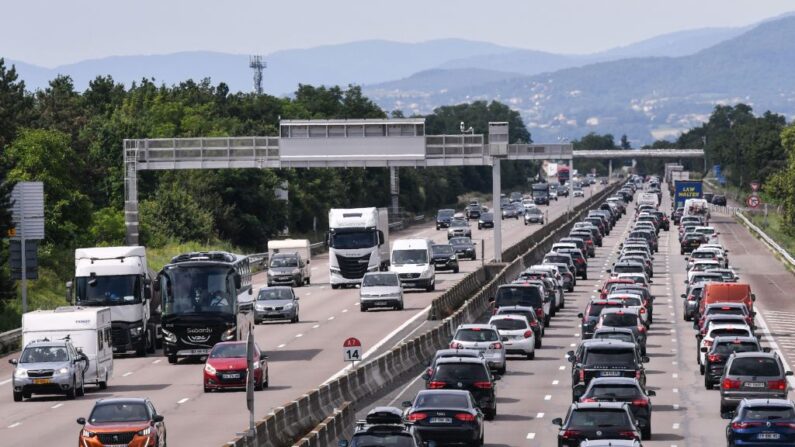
(328, 208, 390, 289)
(66, 246, 159, 356)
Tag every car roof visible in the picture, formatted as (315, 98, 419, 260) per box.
(571, 401, 629, 410)
(434, 348, 481, 358)
(457, 323, 497, 331)
(579, 441, 639, 447)
(435, 357, 488, 365)
(588, 377, 641, 386)
(730, 351, 778, 360)
(707, 324, 752, 333)
(583, 340, 637, 349)
(713, 336, 758, 344)
(593, 327, 635, 335)
(740, 398, 794, 408)
(24, 340, 71, 347)
(496, 305, 534, 312)
(95, 397, 149, 406)
(417, 389, 472, 397)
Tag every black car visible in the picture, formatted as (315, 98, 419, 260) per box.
(704, 336, 764, 390)
(477, 212, 494, 230)
(465, 204, 481, 220)
(712, 195, 727, 206)
(403, 390, 484, 446)
(524, 207, 544, 225)
(580, 377, 655, 440)
(649, 211, 670, 231)
(449, 237, 477, 261)
(436, 209, 455, 230)
(431, 244, 460, 273)
(425, 357, 498, 419)
(568, 340, 648, 401)
(559, 248, 588, 280)
(552, 402, 641, 446)
(672, 207, 684, 225)
(578, 299, 628, 339)
(629, 230, 658, 253)
(680, 233, 707, 255)
(342, 407, 423, 447)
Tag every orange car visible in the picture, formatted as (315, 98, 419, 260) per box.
(77, 398, 166, 447)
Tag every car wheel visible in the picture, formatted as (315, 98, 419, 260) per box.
(426, 281, 435, 292)
(699, 364, 705, 375)
(534, 337, 542, 349)
(581, 272, 588, 280)
(641, 425, 651, 440)
(567, 285, 574, 293)
(498, 366, 506, 375)
(484, 408, 496, 421)
(471, 254, 477, 261)
(263, 369, 269, 388)
(167, 355, 177, 365)
(13, 391, 22, 402)
(254, 375, 264, 391)
(454, 267, 460, 274)
(527, 351, 535, 360)
(360, 305, 367, 312)
(203, 386, 210, 393)
(76, 375, 85, 397)
(396, 301, 404, 311)
(99, 372, 108, 390)
(331, 284, 340, 290)
(705, 375, 713, 389)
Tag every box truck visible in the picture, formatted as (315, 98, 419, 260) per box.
(328, 207, 390, 289)
(22, 306, 113, 388)
(66, 246, 159, 356)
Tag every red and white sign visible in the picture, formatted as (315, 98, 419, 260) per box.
(746, 195, 761, 209)
(750, 181, 760, 192)
(343, 337, 362, 362)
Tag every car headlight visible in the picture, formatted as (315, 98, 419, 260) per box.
(58, 367, 69, 375)
(14, 368, 27, 378)
(283, 302, 294, 309)
(137, 426, 152, 436)
(253, 361, 261, 369)
(129, 326, 144, 337)
(256, 304, 265, 311)
(449, 255, 456, 260)
(204, 363, 217, 374)
(330, 267, 341, 274)
(81, 429, 95, 437)
(222, 327, 236, 341)
(162, 328, 177, 343)
(292, 269, 300, 275)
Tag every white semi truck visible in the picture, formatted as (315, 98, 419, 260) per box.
(328, 207, 390, 289)
(66, 246, 160, 356)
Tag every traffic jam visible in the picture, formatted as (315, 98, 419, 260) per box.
(346, 175, 795, 447)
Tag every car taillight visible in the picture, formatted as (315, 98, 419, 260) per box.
(635, 370, 642, 379)
(454, 413, 476, 422)
(631, 398, 649, 407)
(722, 378, 742, 389)
(618, 431, 637, 438)
(774, 422, 795, 428)
(638, 325, 646, 333)
(529, 320, 538, 327)
(561, 429, 581, 439)
(490, 342, 503, 350)
(639, 307, 646, 314)
(428, 381, 446, 389)
(523, 330, 533, 338)
(407, 412, 428, 421)
(579, 370, 585, 381)
(536, 308, 544, 318)
(707, 354, 722, 363)
(703, 339, 713, 347)
(473, 381, 493, 389)
(580, 397, 596, 403)
(769, 379, 787, 391)
(732, 421, 764, 429)
(450, 342, 463, 349)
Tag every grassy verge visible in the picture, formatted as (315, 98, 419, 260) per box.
(743, 210, 795, 257)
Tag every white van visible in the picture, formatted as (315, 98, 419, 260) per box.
(390, 239, 435, 292)
(22, 306, 113, 388)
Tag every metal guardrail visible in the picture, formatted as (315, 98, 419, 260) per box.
(0, 328, 22, 354)
(735, 211, 795, 268)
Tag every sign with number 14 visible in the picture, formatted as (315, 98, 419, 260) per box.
(343, 337, 362, 363)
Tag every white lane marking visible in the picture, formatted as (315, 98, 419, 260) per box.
(755, 309, 795, 388)
(342, 309, 348, 313)
(674, 404, 680, 410)
(673, 423, 680, 429)
(320, 286, 326, 289)
(177, 398, 189, 404)
(570, 343, 576, 347)
(51, 403, 63, 409)
(536, 412, 545, 419)
(322, 304, 433, 385)
(672, 373, 678, 379)
(0, 378, 11, 385)
(559, 365, 566, 370)
(295, 333, 303, 338)
(277, 344, 286, 348)
(123, 372, 133, 377)
(312, 324, 320, 329)
(387, 373, 425, 407)
(544, 394, 552, 401)
(306, 292, 312, 296)
(8, 422, 20, 428)
(311, 267, 318, 271)
(552, 380, 559, 385)
(328, 316, 335, 321)
(673, 388, 679, 393)
(152, 359, 161, 364)
(526, 433, 536, 440)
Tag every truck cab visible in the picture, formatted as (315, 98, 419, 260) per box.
(328, 208, 390, 289)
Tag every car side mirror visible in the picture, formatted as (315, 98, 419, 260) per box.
(551, 417, 563, 426)
(153, 415, 164, 423)
(8, 359, 17, 365)
(787, 371, 794, 377)
(680, 294, 687, 299)
(647, 390, 656, 397)
(684, 280, 689, 284)
(721, 411, 734, 420)
(306, 259, 310, 264)
(338, 440, 350, 447)
(605, 269, 611, 273)
(684, 256, 689, 261)
(501, 336, 509, 342)
(294, 297, 300, 301)
(402, 400, 413, 408)
(763, 347, 772, 353)
(577, 313, 584, 319)
(421, 373, 430, 381)
(77, 417, 86, 425)
(488, 297, 495, 303)
(700, 347, 708, 353)
(751, 294, 756, 302)
(65, 280, 73, 304)
(641, 356, 650, 363)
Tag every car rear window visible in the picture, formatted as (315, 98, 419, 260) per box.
(351, 434, 416, 447)
(569, 409, 631, 427)
(495, 286, 543, 308)
(491, 319, 528, 331)
(614, 264, 644, 274)
(710, 328, 750, 338)
(544, 255, 570, 264)
(434, 363, 489, 382)
(455, 328, 499, 342)
(584, 349, 635, 366)
(729, 357, 782, 376)
(589, 384, 641, 399)
(714, 342, 759, 355)
(497, 310, 536, 322)
(707, 308, 744, 316)
(413, 393, 469, 409)
(594, 333, 634, 343)
(742, 407, 795, 420)
(601, 313, 638, 327)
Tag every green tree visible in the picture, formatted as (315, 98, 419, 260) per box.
(766, 124, 795, 234)
(0, 59, 33, 149)
(139, 181, 214, 246)
(0, 163, 16, 304)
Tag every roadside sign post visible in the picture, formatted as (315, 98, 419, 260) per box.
(9, 182, 45, 314)
(343, 337, 362, 368)
(750, 181, 760, 192)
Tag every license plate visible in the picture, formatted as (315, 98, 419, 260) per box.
(375, 301, 387, 306)
(435, 262, 446, 266)
(601, 371, 621, 377)
(744, 382, 765, 388)
(223, 373, 241, 379)
(178, 349, 210, 356)
(430, 417, 452, 424)
(267, 311, 282, 316)
(758, 433, 781, 440)
(32, 378, 51, 384)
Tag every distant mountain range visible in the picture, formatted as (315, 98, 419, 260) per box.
(4, 12, 795, 144)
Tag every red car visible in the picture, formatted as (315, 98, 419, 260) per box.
(203, 341, 269, 392)
(596, 278, 635, 299)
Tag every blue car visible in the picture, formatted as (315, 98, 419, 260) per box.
(724, 398, 795, 446)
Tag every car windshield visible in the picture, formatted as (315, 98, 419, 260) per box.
(602, 314, 638, 327)
(449, 238, 472, 245)
(432, 245, 454, 256)
(588, 303, 616, 317)
(584, 349, 635, 366)
(729, 357, 781, 376)
(20, 346, 68, 363)
(714, 342, 758, 355)
(594, 333, 634, 343)
(569, 409, 630, 427)
(481, 213, 493, 220)
(451, 220, 468, 228)
(413, 393, 469, 409)
(611, 297, 642, 307)
(89, 402, 149, 423)
(589, 384, 641, 399)
(210, 343, 247, 358)
(350, 434, 417, 447)
(393, 249, 427, 265)
(490, 318, 528, 331)
(544, 255, 570, 264)
(527, 208, 542, 215)
(330, 230, 378, 250)
(362, 274, 399, 287)
(495, 286, 543, 308)
(742, 407, 795, 421)
(456, 328, 499, 342)
(270, 256, 298, 268)
(76, 275, 141, 306)
(435, 363, 489, 381)
(437, 210, 454, 218)
(257, 288, 293, 301)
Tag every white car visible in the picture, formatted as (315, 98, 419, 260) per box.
(574, 188, 584, 197)
(450, 324, 507, 374)
(698, 324, 753, 369)
(359, 272, 404, 311)
(688, 259, 722, 273)
(615, 272, 650, 288)
(606, 292, 649, 326)
(695, 226, 719, 243)
(487, 315, 536, 359)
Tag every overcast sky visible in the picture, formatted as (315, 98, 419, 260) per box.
(3, 0, 794, 67)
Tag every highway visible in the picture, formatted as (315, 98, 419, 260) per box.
(0, 188, 604, 445)
(363, 184, 795, 446)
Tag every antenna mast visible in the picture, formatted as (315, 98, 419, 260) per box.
(249, 55, 266, 95)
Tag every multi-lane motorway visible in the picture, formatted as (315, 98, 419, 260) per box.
(364, 185, 795, 446)
(0, 189, 603, 445)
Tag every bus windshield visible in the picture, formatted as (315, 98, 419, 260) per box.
(161, 266, 236, 316)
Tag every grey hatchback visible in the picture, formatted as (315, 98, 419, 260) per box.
(254, 287, 299, 323)
(720, 352, 793, 414)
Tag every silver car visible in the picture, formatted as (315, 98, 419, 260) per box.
(254, 286, 300, 323)
(450, 324, 507, 374)
(447, 219, 472, 240)
(267, 253, 309, 287)
(720, 352, 792, 414)
(360, 272, 404, 311)
(10, 340, 88, 401)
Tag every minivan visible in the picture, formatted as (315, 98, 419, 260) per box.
(390, 239, 435, 292)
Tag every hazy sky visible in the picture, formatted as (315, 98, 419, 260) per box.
(3, 0, 793, 67)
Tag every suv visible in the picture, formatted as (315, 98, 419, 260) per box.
(450, 324, 506, 374)
(569, 340, 648, 401)
(447, 219, 472, 240)
(704, 336, 764, 390)
(341, 406, 422, 447)
(720, 352, 793, 413)
(578, 299, 628, 339)
(267, 252, 309, 287)
(723, 398, 795, 445)
(77, 398, 166, 446)
(552, 402, 641, 446)
(10, 339, 88, 401)
(426, 357, 499, 419)
(436, 209, 455, 230)
(430, 244, 459, 273)
(595, 308, 647, 355)
(579, 377, 655, 440)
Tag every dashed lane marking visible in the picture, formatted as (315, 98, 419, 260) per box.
(526, 433, 536, 440)
(552, 380, 559, 385)
(277, 344, 286, 348)
(8, 422, 20, 428)
(177, 398, 189, 404)
(342, 309, 348, 313)
(123, 372, 133, 377)
(544, 395, 552, 401)
(152, 359, 161, 364)
(0, 378, 11, 385)
(312, 324, 320, 329)
(673, 423, 680, 429)
(328, 316, 335, 321)
(536, 412, 544, 419)
(295, 333, 303, 338)
(51, 403, 63, 409)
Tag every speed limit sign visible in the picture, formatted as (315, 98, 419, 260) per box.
(343, 337, 362, 363)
